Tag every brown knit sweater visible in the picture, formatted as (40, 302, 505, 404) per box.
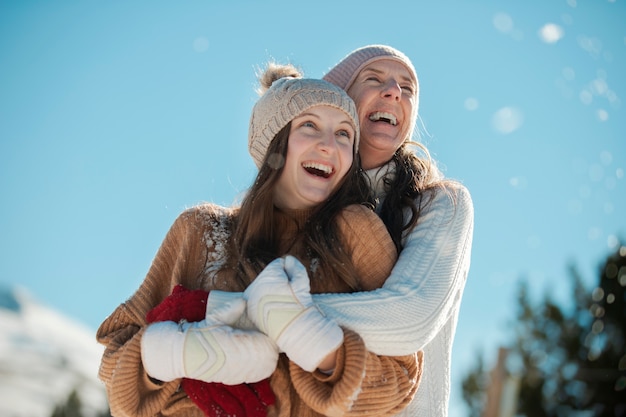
(96, 203, 422, 417)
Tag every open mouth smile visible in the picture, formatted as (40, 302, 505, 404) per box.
(369, 111, 398, 126)
(302, 162, 334, 179)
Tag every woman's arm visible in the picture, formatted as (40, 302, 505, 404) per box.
(290, 204, 420, 416)
(96, 207, 215, 417)
(248, 207, 421, 416)
(290, 329, 422, 417)
(313, 183, 474, 356)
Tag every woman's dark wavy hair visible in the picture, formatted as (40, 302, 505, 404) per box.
(226, 123, 373, 291)
(377, 140, 453, 253)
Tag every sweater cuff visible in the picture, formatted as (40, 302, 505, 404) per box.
(288, 328, 368, 415)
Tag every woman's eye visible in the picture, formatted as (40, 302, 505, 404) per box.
(302, 121, 316, 128)
(337, 130, 353, 142)
(402, 86, 414, 95)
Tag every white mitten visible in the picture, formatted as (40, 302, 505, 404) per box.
(141, 296, 278, 384)
(206, 290, 255, 330)
(244, 255, 343, 372)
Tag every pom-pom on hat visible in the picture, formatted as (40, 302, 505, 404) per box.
(323, 45, 419, 141)
(248, 67, 360, 169)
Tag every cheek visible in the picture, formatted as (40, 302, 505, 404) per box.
(284, 144, 301, 169)
(403, 102, 416, 127)
(282, 155, 299, 179)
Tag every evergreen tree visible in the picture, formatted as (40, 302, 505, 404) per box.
(461, 353, 488, 417)
(51, 390, 82, 417)
(576, 245, 626, 415)
(461, 243, 626, 416)
(50, 389, 112, 417)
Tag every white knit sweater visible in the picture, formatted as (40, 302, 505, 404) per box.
(313, 167, 474, 417)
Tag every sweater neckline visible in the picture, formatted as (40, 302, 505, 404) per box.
(275, 207, 314, 227)
(364, 161, 396, 203)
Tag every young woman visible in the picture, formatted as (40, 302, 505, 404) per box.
(96, 63, 422, 417)
(318, 45, 474, 417)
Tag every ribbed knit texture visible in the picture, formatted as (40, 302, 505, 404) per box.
(313, 173, 475, 417)
(248, 77, 359, 168)
(97, 203, 423, 417)
(323, 45, 417, 93)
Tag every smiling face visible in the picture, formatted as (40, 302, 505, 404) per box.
(273, 105, 356, 210)
(347, 59, 418, 170)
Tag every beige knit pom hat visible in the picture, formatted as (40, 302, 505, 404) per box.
(248, 72, 360, 169)
(323, 45, 419, 140)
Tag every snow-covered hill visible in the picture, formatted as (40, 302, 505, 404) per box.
(0, 285, 109, 417)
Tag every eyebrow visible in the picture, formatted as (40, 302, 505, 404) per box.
(295, 111, 354, 126)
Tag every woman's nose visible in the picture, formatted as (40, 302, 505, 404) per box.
(381, 80, 402, 101)
(318, 131, 336, 152)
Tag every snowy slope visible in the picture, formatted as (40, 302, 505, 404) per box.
(0, 286, 109, 417)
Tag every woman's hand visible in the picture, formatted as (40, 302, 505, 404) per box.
(141, 295, 279, 384)
(244, 256, 343, 372)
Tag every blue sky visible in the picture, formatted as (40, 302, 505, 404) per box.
(1, 1, 625, 415)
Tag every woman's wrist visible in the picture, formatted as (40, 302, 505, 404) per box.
(317, 348, 339, 374)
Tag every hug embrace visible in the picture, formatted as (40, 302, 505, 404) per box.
(97, 45, 474, 417)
